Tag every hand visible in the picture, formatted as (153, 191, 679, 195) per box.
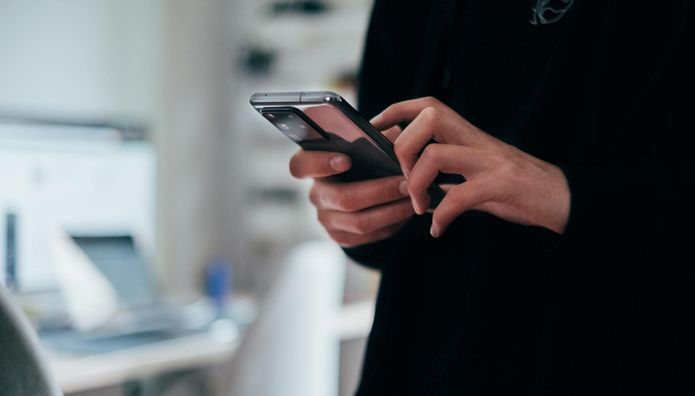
(371, 97, 570, 237)
(289, 127, 415, 247)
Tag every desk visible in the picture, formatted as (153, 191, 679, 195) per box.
(46, 330, 239, 394)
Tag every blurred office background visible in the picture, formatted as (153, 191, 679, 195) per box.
(0, 1, 378, 395)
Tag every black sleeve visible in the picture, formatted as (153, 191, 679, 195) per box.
(342, 215, 433, 271)
(556, 28, 695, 388)
(559, 19, 695, 280)
(561, 161, 694, 261)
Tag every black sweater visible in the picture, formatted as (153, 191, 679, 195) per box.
(346, 1, 695, 394)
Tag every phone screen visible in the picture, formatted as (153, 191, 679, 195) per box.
(299, 104, 387, 154)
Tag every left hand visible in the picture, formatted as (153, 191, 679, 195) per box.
(370, 97, 571, 238)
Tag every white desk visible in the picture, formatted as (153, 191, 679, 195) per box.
(41, 298, 370, 394)
(46, 331, 239, 394)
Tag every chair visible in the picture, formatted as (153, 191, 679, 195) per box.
(0, 287, 62, 395)
(225, 239, 347, 396)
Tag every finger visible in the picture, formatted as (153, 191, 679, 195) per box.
(370, 96, 444, 129)
(289, 150, 351, 179)
(309, 176, 408, 212)
(380, 125, 403, 143)
(318, 199, 414, 235)
(406, 144, 482, 214)
(430, 181, 489, 238)
(376, 98, 493, 155)
(393, 106, 444, 177)
(327, 222, 407, 248)
(439, 184, 456, 192)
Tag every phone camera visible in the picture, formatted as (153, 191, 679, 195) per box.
(278, 123, 290, 130)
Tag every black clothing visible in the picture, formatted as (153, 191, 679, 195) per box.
(347, 1, 695, 394)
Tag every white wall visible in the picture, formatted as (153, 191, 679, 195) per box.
(0, 0, 163, 118)
(156, 0, 242, 295)
(0, 0, 240, 296)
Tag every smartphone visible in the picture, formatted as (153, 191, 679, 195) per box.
(249, 91, 445, 207)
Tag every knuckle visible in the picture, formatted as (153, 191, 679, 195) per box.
(333, 190, 355, 211)
(421, 144, 441, 162)
(406, 181, 421, 196)
(423, 96, 440, 107)
(387, 177, 403, 198)
(490, 149, 512, 167)
(318, 184, 350, 211)
(421, 106, 439, 121)
(350, 216, 372, 235)
(316, 209, 331, 228)
(496, 158, 522, 180)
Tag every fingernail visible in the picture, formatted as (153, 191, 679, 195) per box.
(430, 224, 440, 238)
(329, 155, 350, 172)
(412, 197, 425, 215)
(398, 180, 409, 196)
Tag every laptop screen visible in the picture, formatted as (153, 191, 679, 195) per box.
(70, 235, 157, 308)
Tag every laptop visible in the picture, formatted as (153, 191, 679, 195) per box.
(41, 234, 209, 354)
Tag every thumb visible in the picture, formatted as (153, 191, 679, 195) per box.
(430, 181, 488, 238)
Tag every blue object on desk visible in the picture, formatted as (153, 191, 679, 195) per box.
(204, 257, 232, 317)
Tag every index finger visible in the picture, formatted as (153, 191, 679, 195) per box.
(370, 96, 445, 130)
(289, 150, 352, 179)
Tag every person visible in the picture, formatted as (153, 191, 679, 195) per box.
(290, 1, 695, 394)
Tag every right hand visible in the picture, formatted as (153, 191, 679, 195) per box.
(289, 128, 415, 248)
